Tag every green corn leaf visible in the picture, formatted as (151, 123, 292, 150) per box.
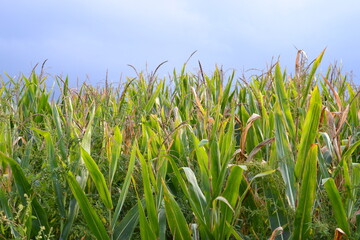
(181, 167, 207, 222)
(163, 180, 192, 240)
(220, 73, 234, 112)
(112, 142, 137, 229)
(357, 214, 360, 236)
(217, 165, 244, 239)
(191, 133, 210, 198)
(145, 81, 163, 113)
(342, 139, 360, 164)
(198, 139, 209, 147)
(25, 197, 33, 239)
(210, 138, 221, 195)
(347, 83, 359, 127)
(214, 196, 234, 214)
(167, 156, 212, 238)
(274, 101, 296, 208)
(216, 116, 236, 198)
(52, 103, 67, 160)
(323, 177, 350, 235)
(182, 167, 206, 206)
(274, 63, 296, 141)
(0, 188, 20, 238)
(31, 128, 66, 218)
(300, 49, 325, 107)
(0, 152, 50, 236)
(159, 207, 167, 240)
(66, 171, 110, 240)
(137, 198, 156, 240)
(317, 150, 330, 180)
(295, 86, 322, 180)
(222, 165, 244, 209)
(113, 203, 139, 240)
(318, 132, 332, 178)
(293, 144, 318, 239)
(137, 147, 159, 236)
(264, 179, 290, 240)
(228, 224, 243, 240)
(0, 188, 12, 220)
(81, 147, 113, 209)
(341, 157, 352, 216)
(252, 169, 277, 180)
(110, 126, 122, 185)
(81, 103, 96, 154)
(350, 164, 360, 223)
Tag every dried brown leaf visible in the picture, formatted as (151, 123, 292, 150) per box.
(323, 76, 343, 111)
(335, 105, 349, 137)
(333, 228, 346, 240)
(268, 226, 283, 240)
(247, 137, 275, 161)
(240, 113, 261, 154)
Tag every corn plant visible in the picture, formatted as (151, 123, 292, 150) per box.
(0, 50, 359, 239)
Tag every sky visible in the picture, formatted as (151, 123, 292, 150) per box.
(1, 0, 360, 86)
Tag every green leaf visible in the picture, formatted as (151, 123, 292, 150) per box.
(323, 178, 350, 235)
(0, 152, 50, 236)
(210, 138, 221, 195)
(0, 189, 20, 238)
(264, 179, 290, 239)
(182, 167, 206, 207)
(228, 225, 243, 240)
(137, 198, 156, 240)
(181, 167, 208, 228)
(274, 63, 296, 141)
(318, 133, 332, 178)
(145, 81, 163, 113)
(52, 103, 67, 160)
(342, 139, 360, 164)
(137, 147, 159, 236)
(295, 86, 322, 180)
(218, 165, 245, 239)
(167, 156, 211, 238)
(31, 128, 66, 218)
(163, 180, 192, 240)
(300, 49, 325, 107)
(274, 101, 296, 208)
(81, 104, 96, 153)
(191, 133, 210, 198)
(214, 196, 234, 213)
(252, 169, 276, 180)
(66, 171, 110, 240)
(110, 126, 122, 185)
(293, 144, 318, 239)
(347, 83, 359, 127)
(113, 204, 139, 240)
(112, 142, 137, 229)
(198, 139, 209, 147)
(81, 147, 113, 209)
(159, 208, 167, 240)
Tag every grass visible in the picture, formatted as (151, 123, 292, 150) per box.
(0, 50, 359, 239)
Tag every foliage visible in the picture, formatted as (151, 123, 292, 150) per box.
(0, 50, 359, 239)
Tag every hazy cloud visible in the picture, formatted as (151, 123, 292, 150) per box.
(1, 0, 359, 84)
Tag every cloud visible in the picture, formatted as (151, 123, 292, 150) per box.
(1, 0, 359, 83)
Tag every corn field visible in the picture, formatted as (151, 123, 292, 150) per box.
(0, 50, 359, 239)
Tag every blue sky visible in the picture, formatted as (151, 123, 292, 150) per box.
(1, 0, 360, 86)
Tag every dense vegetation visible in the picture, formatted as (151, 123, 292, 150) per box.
(0, 50, 359, 239)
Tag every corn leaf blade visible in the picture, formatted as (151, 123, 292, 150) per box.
(295, 86, 322, 180)
(81, 147, 113, 209)
(66, 171, 110, 240)
(323, 178, 351, 235)
(292, 144, 318, 239)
